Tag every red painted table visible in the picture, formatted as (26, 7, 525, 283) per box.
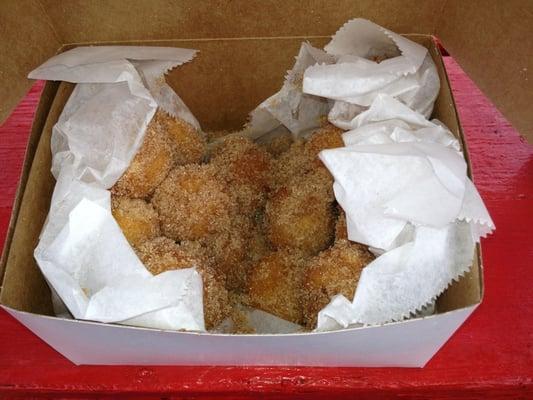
(0, 57, 531, 399)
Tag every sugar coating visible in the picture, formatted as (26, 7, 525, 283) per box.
(246, 211, 272, 265)
(305, 123, 344, 165)
(203, 213, 252, 293)
(302, 239, 374, 329)
(136, 236, 230, 330)
(156, 111, 207, 165)
(137, 236, 212, 274)
(151, 164, 235, 241)
(270, 123, 343, 188)
(210, 135, 272, 215)
(247, 250, 308, 325)
(111, 121, 369, 332)
(266, 168, 336, 256)
(112, 111, 176, 199)
(269, 139, 308, 189)
(111, 195, 160, 248)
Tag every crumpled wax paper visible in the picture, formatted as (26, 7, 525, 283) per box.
(30, 46, 207, 331)
(246, 42, 335, 139)
(303, 18, 440, 129)
(246, 18, 439, 140)
(214, 306, 303, 334)
(316, 94, 494, 329)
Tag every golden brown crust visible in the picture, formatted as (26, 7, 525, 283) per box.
(137, 236, 211, 275)
(157, 111, 207, 165)
(269, 139, 308, 189)
(112, 111, 176, 199)
(302, 239, 374, 329)
(203, 214, 252, 293)
(210, 135, 272, 215)
(111, 121, 351, 331)
(265, 169, 335, 256)
(151, 164, 235, 241)
(246, 211, 272, 265)
(111, 196, 160, 248)
(305, 124, 344, 162)
(136, 236, 230, 330)
(269, 124, 342, 189)
(247, 250, 307, 324)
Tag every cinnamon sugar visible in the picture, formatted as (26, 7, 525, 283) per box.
(112, 121, 376, 332)
(111, 195, 160, 248)
(302, 239, 374, 328)
(136, 236, 230, 330)
(112, 111, 176, 199)
(151, 164, 235, 241)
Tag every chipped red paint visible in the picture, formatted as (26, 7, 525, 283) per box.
(0, 58, 531, 398)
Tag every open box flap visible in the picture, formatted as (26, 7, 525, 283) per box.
(0, 0, 60, 124)
(436, 0, 533, 142)
(1, 1, 531, 140)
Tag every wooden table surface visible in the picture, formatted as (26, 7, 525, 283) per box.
(0, 57, 531, 399)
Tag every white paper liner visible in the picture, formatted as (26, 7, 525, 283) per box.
(247, 19, 440, 140)
(303, 18, 440, 125)
(316, 94, 494, 328)
(214, 306, 303, 334)
(30, 46, 206, 331)
(246, 42, 335, 139)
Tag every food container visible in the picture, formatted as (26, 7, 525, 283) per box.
(0, 1, 529, 366)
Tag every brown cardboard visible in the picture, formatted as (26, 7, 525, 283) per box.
(0, 83, 74, 315)
(0, 35, 482, 319)
(0, 0, 60, 123)
(0, 1, 531, 141)
(436, 0, 533, 143)
(0, 81, 60, 284)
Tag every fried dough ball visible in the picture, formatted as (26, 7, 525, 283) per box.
(270, 124, 343, 188)
(156, 111, 206, 165)
(112, 112, 175, 198)
(266, 169, 336, 256)
(248, 250, 307, 324)
(204, 214, 252, 292)
(247, 212, 272, 265)
(210, 135, 272, 214)
(136, 236, 230, 330)
(305, 123, 344, 166)
(260, 132, 294, 157)
(137, 236, 212, 274)
(111, 196, 160, 248)
(270, 139, 308, 188)
(152, 164, 235, 241)
(303, 239, 374, 329)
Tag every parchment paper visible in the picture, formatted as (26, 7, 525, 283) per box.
(30, 46, 206, 331)
(317, 94, 494, 328)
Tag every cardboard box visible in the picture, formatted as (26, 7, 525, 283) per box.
(0, 1, 529, 366)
